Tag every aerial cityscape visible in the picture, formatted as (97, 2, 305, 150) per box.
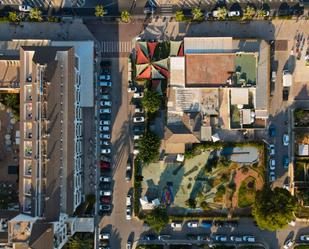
(0, 0, 308, 249)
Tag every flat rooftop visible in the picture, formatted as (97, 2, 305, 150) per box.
(185, 53, 235, 86)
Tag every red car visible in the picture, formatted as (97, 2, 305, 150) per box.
(100, 161, 110, 169)
(101, 196, 111, 204)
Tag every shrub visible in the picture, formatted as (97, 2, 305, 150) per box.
(185, 198, 197, 208)
(120, 10, 132, 23)
(137, 131, 161, 165)
(95, 5, 105, 17)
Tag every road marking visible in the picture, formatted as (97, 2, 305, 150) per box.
(101, 41, 132, 53)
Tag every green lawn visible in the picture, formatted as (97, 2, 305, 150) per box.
(295, 246, 309, 249)
(234, 53, 257, 86)
(238, 176, 256, 208)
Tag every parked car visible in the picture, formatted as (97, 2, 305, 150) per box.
(133, 126, 145, 133)
(100, 190, 112, 196)
(99, 204, 111, 212)
(19, 5, 32, 12)
(99, 126, 110, 132)
(99, 81, 112, 87)
(215, 235, 228, 242)
(269, 144, 275, 156)
(135, 108, 144, 113)
(158, 235, 171, 240)
(100, 120, 111, 126)
(101, 196, 111, 204)
(100, 161, 111, 170)
(213, 220, 224, 227)
(100, 182, 111, 190)
(228, 11, 240, 17)
(283, 134, 289, 146)
(99, 108, 112, 114)
(133, 117, 145, 123)
(243, 235, 256, 242)
(126, 208, 132, 220)
(100, 140, 110, 146)
(100, 101, 112, 107)
(133, 135, 141, 140)
(133, 149, 139, 155)
(99, 133, 111, 140)
(126, 164, 132, 182)
(269, 124, 276, 137)
(283, 156, 289, 169)
(300, 235, 309, 242)
(101, 155, 111, 162)
(171, 221, 182, 229)
(197, 235, 211, 241)
(226, 221, 238, 228)
(187, 234, 198, 240)
(127, 86, 137, 93)
(230, 235, 243, 242)
(283, 239, 294, 249)
(133, 92, 144, 98)
(213, 10, 226, 18)
(126, 195, 131, 206)
(101, 94, 110, 100)
(269, 159, 276, 170)
(101, 149, 111, 154)
(187, 221, 199, 228)
(269, 171, 276, 182)
(200, 220, 212, 228)
(126, 241, 132, 249)
(100, 176, 112, 182)
(99, 74, 111, 81)
(142, 234, 157, 241)
(99, 233, 110, 240)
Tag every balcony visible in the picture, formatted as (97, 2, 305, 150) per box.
(23, 197, 31, 213)
(26, 75, 32, 83)
(24, 122, 32, 140)
(24, 160, 32, 176)
(24, 141, 32, 158)
(24, 85, 32, 102)
(23, 179, 32, 196)
(24, 103, 33, 121)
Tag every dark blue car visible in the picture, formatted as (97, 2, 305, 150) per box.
(283, 156, 289, 169)
(269, 125, 276, 137)
(200, 220, 212, 228)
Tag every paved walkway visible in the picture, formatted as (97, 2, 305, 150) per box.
(232, 168, 264, 208)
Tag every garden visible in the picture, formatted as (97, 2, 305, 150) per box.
(141, 142, 265, 216)
(294, 108, 309, 127)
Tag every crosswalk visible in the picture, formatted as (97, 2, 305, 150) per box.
(100, 41, 133, 53)
(160, 4, 173, 16)
(178, 0, 299, 6)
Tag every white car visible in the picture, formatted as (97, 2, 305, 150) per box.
(99, 81, 112, 87)
(100, 140, 110, 146)
(133, 117, 145, 123)
(171, 221, 182, 229)
(99, 74, 111, 81)
(133, 149, 139, 155)
(126, 195, 131, 206)
(126, 241, 132, 249)
(100, 101, 112, 107)
(99, 233, 110, 240)
(215, 235, 228, 242)
(100, 120, 111, 126)
(99, 108, 111, 114)
(228, 11, 240, 17)
(19, 5, 32, 12)
(135, 108, 144, 113)
(100, 190, 112, 196)
(269, 171, 276, 182)
(283, 239, 294, 249)
(101, 148, 111, 154)
(300, 235, 309, 242)
(269, 144, 275, 156)
(187, 221, 199, 228)
(230, 236, 243, 242)
(133, 135, 141, 140)
(128, 86, 137, 93)
(243, 235, 256, 243)
(100, 176, 112, 182)
(269, 159, 275, 170)
(101, 94, 110, 100)
(99, 126, 110, 132)
(283, 134, 289, 146)
(213, 10, 226, 18)
(126, 208, 132, 220)
(99, 133, 111, 140)
(133, 92, 144, 98)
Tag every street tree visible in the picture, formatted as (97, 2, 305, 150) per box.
(8, 12, 20, 22)
(243, 6, 256, 20)
(141, 90, 161, 114)
(175, 10, 185, 22)
(252, 187, 298, 231)
(29, 8, 43, 22)
(95, 5, 105, 17)
(216, 7, 228, 20)
(137, 131, 160, 165)
(191, 7, 203, 21)
(145, 207, 168, 234)
(257, 9, 267, 19)
(120, 10, 132, 23)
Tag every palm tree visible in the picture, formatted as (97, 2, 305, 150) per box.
(8, 12, 20, 22)
(29, 8, 43, 22)
(191, 7, 203, 21)
(120, 10, 132, 23)
(257, 9, 267, 19)
(243, 6, 256, 20)
(95, 5, 105, 17)
(216, 7, 228, 20)
(175, 10, 185, 22)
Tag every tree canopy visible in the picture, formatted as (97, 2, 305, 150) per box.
(216, 7, 228, 20)
(95, 5, 105, 17)
(243, 6, 256, 20)
(120, 10, 132, 23)
(8, 12, 20, 22)
(252, 187, 298, 231)
(141, 90, 161, 114)
(145, 207, 168, 233)
(137, 131, 160, 165)
(191, 7, 203, 21)
(29, 8, 43, 22)
(175, 10, 185, 22)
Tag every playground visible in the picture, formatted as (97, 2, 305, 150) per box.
(141, 143, 265, 214)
